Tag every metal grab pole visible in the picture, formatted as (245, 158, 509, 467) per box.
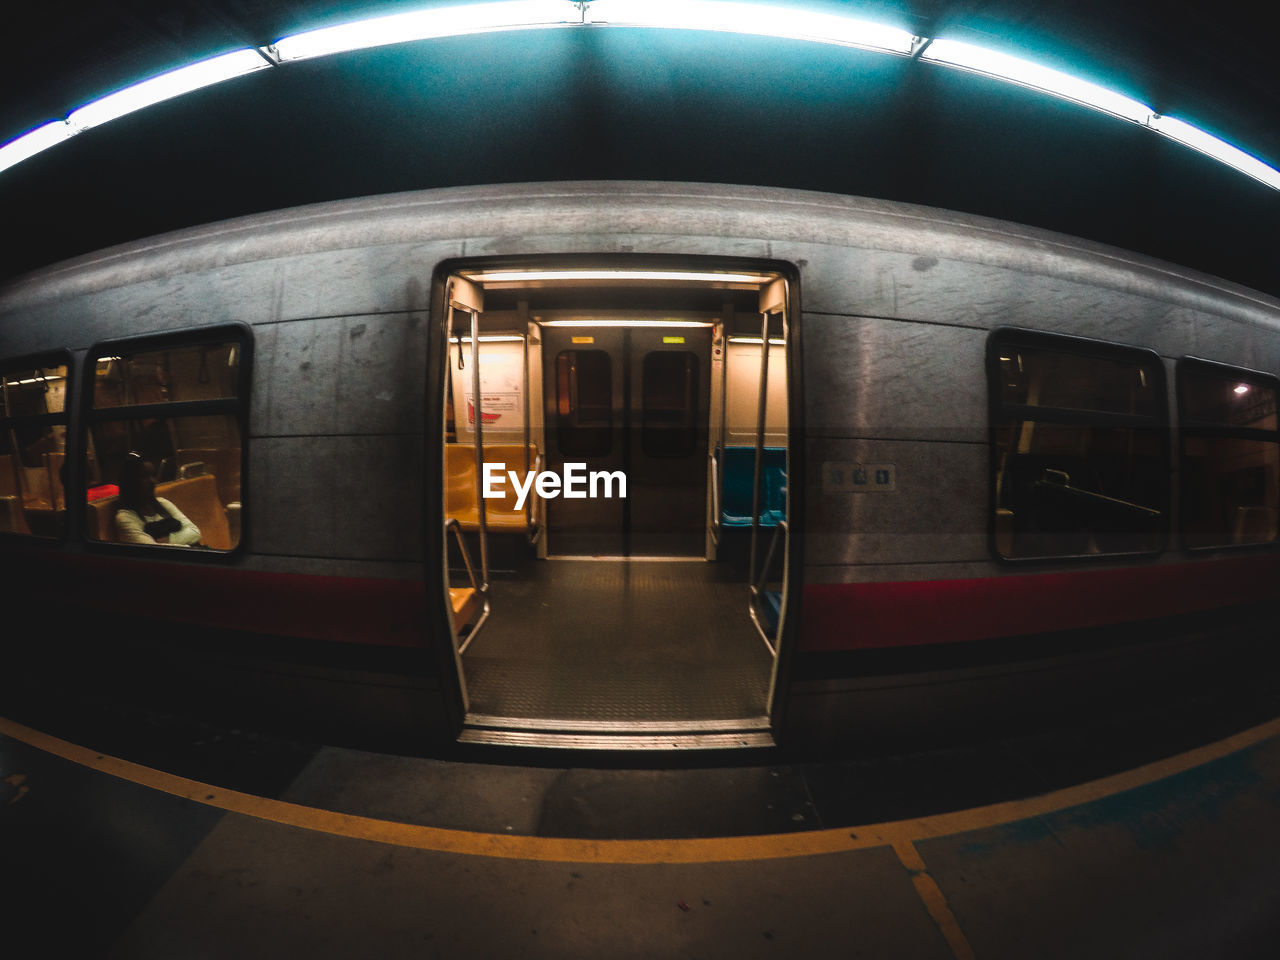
(522, 317, 532, 531)
(748, 310, 770, 590)
(469, 308, 489, 591)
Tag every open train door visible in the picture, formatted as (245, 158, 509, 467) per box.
(715, 276, 794, 730)
(432, 260, 801, 750)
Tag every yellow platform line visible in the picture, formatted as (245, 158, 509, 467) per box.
(1, 714, 1277, 865)
(894, 840, 976, 960)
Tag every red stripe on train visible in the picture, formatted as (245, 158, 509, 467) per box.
(800, 553, 1280, 651)
(10, 552, 429, 648)
(8, 549, 1278, 651)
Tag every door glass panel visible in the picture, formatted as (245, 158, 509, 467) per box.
(555, 349, 611, 457)
(642, 351, 700, 457)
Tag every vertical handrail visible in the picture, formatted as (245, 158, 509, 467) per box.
(520, 317, 543, 546)
(747, 310, 770, 593)
(715, 316, 729, 555)
(709, 447, 722, 546)
(522, 321, 531, 529)
(468, 307, 490, 592)
(448, 518, 491, 654)
(748, 519, 787, 657)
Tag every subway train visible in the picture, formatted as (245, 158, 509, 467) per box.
(1, 181, 1278, 753)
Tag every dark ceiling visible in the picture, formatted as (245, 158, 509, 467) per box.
(3, 0, 1277, 295)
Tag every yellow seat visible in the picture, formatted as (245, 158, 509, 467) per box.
(445, 443, 479, 524)
(157, 475, 233, 550)
(445, 443, 539, 533)
(177, 447, 241, 506)
(92, 475, 233, 549)
(86, 495, 116, 541)
(0, 456, 31, 534)
(449, 587, 480, 630)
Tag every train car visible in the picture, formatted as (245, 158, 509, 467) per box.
(2, 180, 1278, 753)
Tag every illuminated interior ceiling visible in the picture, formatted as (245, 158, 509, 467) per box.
(456, 265, 781, 315)
(1, 0, 1276, 294)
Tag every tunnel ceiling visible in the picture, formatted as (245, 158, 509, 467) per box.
(2, 0, 1277, 297)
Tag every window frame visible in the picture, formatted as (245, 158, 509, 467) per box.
(79, 323, 253, 558)
(1176, 355, 1280, 553)
(986, 327, 1171, 564)
(0, 348, 74, 542)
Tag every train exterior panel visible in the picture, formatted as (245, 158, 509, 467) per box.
(2, 181, 1277, 752)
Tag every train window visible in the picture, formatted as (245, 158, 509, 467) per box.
(1178, 359, 1280, 549)
(989, 330, 1168, 560)
(84, 330, 249, 552)
(555, 349, 612, 457)
(0, 354, 71, 538)
(642, 351, 700, 457)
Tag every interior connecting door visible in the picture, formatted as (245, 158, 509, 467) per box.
(541, 322, 711, 557)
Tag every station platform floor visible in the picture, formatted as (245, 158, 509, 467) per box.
(4, 670, 1280, 959)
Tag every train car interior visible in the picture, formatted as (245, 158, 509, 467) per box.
(82, 336, 246, 551)
(437, 263, 795, 747)
(990, 330, 1280, 559)
(990, 331, 1169, 560)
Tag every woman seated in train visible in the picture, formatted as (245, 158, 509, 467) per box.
(114, 451, 201, 547)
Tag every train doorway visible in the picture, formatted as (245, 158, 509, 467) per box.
(541, 322, 712, 558)
(435, 262, 797, 749)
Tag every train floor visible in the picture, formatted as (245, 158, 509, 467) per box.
(461, 559, 771, 724)
(4, 652, 1280, 958)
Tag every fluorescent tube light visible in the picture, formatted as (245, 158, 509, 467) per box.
(449, 335, 527, 342)
(68, 49, 271, 130)
(472, 269, 770, 283)
(540, 319, 716, 327)
(1149, 115, 1280, 190)
(921, 38, 1153, 124)
(0, 120, 79, 174)
(271, 0, 580, 62)
(727, 336, 786, 344)
(587, 0, 918, 55)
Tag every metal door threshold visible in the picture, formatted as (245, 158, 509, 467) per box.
(460, 714, 774, 750)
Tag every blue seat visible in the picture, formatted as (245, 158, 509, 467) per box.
(759, 590, 783, 631)
(720, 446, 786, 527)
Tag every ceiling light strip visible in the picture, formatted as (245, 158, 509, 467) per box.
(0, 48, 270, 173)
(920, 38, 1153, 124)
(270, 0, 583, 61)
(0, 121, 79, 175)
(1, 2, 1277, 193)
(540, 319, 716, 327)
(474, 269, 769, 283)
(920, 37, 1279, 189)
(584, 0, 918, 55)
(1148, 115, 1280, 190)
(68, 49, 272, 130)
